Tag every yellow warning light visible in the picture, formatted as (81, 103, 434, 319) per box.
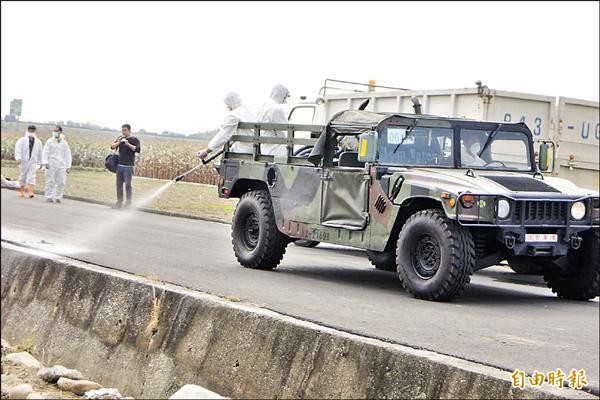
(449, 198, 456, 208)
(360, 139, 368, 157)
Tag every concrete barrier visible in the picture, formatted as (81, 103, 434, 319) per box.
(1, 241, 594, 399)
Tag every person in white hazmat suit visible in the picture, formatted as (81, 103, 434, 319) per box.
(42, 126, 72, 203)
(197, 92, 256, 160)
(256, 83, 290, 157)
(14, 125, 43, 198)
(460, 133, 486, 167)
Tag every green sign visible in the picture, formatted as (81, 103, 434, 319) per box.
(9, 99, 22, 117)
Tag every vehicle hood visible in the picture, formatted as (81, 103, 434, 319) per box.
(399, 168, 599, 199)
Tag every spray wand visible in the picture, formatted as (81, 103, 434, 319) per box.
(173, 149, 225, 182)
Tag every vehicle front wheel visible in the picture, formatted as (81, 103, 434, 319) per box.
(544, 229, 599, 300)
(232, 190, 289, 270)
(367, 249, 397, 271)
(396, 209, 474, 301)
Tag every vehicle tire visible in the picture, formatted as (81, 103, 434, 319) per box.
(507, 259, 545, 275)
(231, 190, 289, 270)
(396, 209, 475, 301)
(294, 240, 320, 248)
(543, 229, 599, 300)
(367, 249, 397, 271)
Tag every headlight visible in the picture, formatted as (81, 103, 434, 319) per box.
(460, 194, 476, 208)
(571, 201, 586, 220)
(497, 199, 511, 219)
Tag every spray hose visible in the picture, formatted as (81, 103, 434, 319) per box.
(173, 149, 225, 182)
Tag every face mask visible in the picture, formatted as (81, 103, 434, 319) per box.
(470, 142, 481, 154)
(52, 131, 59, 138)
(26, 131, 34, 137)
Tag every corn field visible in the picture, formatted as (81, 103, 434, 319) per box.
(1, 130, 219, 185)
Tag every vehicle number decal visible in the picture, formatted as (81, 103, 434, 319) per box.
(525, 233, 557, 242)
(307, 229, 330, 241)
(387, 128, 407, 144)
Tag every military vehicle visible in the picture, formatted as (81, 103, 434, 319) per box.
(289, 79, 600, 191)
(214, 111, 599, 301)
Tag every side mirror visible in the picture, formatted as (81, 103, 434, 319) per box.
(358, 131, 378, 163)
(538, 143, 549, 171)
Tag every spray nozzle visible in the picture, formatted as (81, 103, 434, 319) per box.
(172, 149, 224, 184)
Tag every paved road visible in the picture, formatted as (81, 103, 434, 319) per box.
(2, 188, 598, 390)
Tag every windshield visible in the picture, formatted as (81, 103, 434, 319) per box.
(378, 125, 454, 166)
(460, 129, 532, 171)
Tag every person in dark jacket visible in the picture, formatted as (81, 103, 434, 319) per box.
(109, 123, 141, 208)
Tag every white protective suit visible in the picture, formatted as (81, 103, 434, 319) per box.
(256, 84, 290, 156)
(14, 132, 43, 185)
(460, 142, 486, 167)
(207, 92, 256, 154)
(42, 135, 72, 200)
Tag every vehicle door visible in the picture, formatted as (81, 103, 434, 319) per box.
(320, 134, 370, 230)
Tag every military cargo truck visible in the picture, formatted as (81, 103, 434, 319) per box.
(214, 111, 599, 301)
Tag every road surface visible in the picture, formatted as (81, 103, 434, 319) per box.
(1, 189, 598, 391)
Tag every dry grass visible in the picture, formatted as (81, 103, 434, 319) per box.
(13, 331, 37, 355)
(1, 162, 236, 222)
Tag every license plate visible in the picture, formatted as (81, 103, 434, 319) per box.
(525, 234, 557, 242)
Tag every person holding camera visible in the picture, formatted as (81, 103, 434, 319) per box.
(110, 123, 141, 209)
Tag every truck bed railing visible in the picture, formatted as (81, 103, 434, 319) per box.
(224, 122, 325, 164)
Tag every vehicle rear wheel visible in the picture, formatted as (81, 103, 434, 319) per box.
(396, 209, 474, 301)
(544, 229, 599, 300)
(367, 249, 397, 271)
(232, 190, 289, 270)
(294, 239, 320, 248)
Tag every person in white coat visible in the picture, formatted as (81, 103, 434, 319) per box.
(197, 92, 256, 160)
(460, 133, 486, 167)
(256, 83, 290, 157)
(42, 126, 72, 203)
(14, 125, 43, 198)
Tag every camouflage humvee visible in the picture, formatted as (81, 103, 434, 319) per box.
(214, 111, 599, 301)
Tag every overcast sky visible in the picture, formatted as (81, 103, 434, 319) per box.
(1, 1, 598, 134)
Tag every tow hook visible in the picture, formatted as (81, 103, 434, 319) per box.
(504, 235, 516, 249)
(570, 235, 582, 250)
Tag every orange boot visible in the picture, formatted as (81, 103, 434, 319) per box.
(28, 184, 35, 198)
(18, 185, 25, 197)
